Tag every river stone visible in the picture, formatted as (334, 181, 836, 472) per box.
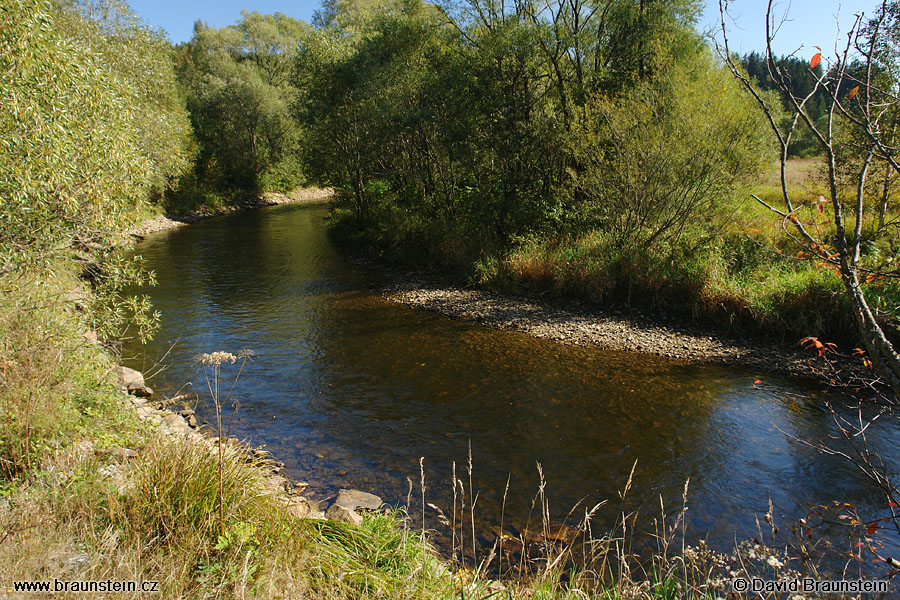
(160, 413, 190, 436)
(325, 503, 363, 526)
(119, 366, 153, 398)
(286, 497, 324, 520)
(334, 489, 382, 512)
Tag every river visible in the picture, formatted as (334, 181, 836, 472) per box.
(125, 201, 900, 568)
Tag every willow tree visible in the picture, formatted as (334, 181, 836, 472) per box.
(1, 0, 153, 272)
(54, 0, 194, 202)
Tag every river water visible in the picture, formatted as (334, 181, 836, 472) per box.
(125, 202, 900, 565)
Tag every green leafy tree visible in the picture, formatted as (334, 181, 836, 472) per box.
(54, 0, 194, 201)
(1, 0, 151, 271)
(178, 11, 308, 199)
(568, 54, 773, 247)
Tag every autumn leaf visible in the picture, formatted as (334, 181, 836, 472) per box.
(811, 52, 822, 68)
(799, 336, 837, 356)
(867, 521, 880, 535)
(848, 85, 860, 100)
(753, 379, 762, 384)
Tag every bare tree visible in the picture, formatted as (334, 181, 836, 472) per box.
(716, 0, 900, 398)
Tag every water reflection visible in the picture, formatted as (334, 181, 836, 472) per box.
(126, 203, 900, 562)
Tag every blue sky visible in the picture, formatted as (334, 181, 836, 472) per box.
(128, 0, 868, 57)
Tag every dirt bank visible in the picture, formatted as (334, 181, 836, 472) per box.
(130, 187, 334, 238)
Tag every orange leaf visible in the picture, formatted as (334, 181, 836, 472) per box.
(811, 53, 822, 68)
(753, 379, 762, 384)
(848, 85, 860, 100)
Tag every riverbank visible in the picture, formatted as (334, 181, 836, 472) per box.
(2, 201, 887, 598)
(0, 267, 750, 599)
(130, 186, 334, 237)
(371, 268, 869, 386)
(0, 266, 465, 599)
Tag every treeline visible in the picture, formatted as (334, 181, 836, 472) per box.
(296, 0, 771, 253)
(173, 12, 307, 207)
(7, 0, 889, 345)
(739, 52, 826, 157)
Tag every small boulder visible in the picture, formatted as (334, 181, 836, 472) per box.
(334, 489, 382, 512)
(159, 413, 190, 436)
(286, 481, 309, 495)
(325, 503, 363, 526)
(286, 497, 325, 520)
(119, 366, 153, 398)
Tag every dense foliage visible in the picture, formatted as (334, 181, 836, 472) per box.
(295, 0, 774, 311)
(174, 11, 307, 207)
(0, 0, 190, 272)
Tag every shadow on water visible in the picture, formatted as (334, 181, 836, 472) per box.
(126, 202, 900, 570)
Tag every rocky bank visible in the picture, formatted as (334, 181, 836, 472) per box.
(110, 364, 381, 526)
(378, 275, 867, 384)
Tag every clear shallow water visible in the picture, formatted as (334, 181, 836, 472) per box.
(126, 203, 900, 562)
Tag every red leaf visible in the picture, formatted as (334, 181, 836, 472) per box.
(890, 502, 898, 508)
(811, 53, 822, 68)
(867, 521, 879, 535)
(753, 379, 762, 385)
(848, 85, 860, 100)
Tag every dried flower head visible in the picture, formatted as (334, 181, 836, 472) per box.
(196, 349, 255, 366)
(196, 351, 236, 365)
